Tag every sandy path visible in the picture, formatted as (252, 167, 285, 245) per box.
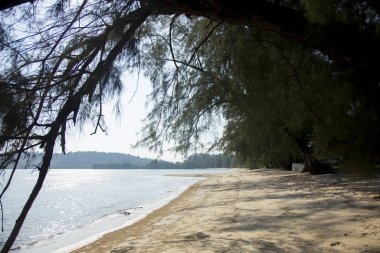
(73, 169, 380, 253)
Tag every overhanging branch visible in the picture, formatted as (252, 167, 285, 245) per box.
(151, 0, 380, 76)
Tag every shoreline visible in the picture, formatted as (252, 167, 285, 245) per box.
(55, 174, 211, 253)
(52, 174, 207, 253)
(69, 173, 213, 253)
(14, 169, 229, 253)
(72, 169, 380, 253)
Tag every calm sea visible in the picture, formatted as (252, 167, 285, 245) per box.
(0, 169, 227, 252)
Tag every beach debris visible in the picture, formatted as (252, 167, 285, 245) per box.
(184, 232, 210, 241)
(118, 209, 132, 216)
(330, 241, 341, 246)
(117, 206, 144, 216)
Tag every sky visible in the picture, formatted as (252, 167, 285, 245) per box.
(64, 71, 225, 162)
(65, 72, 182, 162)
(4, 2, 223, 163)
(6, 3, 182, 162)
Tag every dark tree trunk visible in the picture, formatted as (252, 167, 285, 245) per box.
(282, 155, 294, 171)
(305, 160, 334, 175)
(284, 129, 333, 175)
(0, 138, 54, 253)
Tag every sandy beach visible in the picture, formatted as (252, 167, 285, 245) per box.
(73, 169, 380, 253)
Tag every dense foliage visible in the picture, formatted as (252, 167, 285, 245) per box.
(139, 18, 380, 171)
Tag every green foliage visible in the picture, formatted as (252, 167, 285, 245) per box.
(136, 17, 225, 155)
(139, 16, 380, 170)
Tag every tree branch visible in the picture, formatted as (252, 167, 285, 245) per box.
(152, 0, 380, 79)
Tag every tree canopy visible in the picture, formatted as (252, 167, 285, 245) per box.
(0, 0, 379, 251)
(138, 17, 380, 171)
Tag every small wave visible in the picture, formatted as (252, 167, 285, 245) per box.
(11, 240, 37, 252)
(10, 229, 68, 252)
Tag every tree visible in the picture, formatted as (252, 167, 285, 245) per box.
(139, 20, 379, 172)
(1, 1, 151, 251)
(0, 0, 379, 251)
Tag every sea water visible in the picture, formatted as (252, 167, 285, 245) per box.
(0, 169, 227, 252)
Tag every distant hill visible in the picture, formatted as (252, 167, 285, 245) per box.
(16, 152, 240, 169)
(18, 152, 152, 169)
(53, 152, 153, 169)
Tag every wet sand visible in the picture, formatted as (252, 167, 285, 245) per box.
(73, 169, 380, 253)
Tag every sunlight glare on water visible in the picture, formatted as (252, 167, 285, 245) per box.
(0, 168, 227, 252)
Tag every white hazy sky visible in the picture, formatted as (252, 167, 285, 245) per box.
(65, 72, 181, 161)
(64, 71, 224, 162)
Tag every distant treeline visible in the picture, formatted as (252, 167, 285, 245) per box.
(93, 153, 240, 169)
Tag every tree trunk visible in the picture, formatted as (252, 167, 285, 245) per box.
(0, 134, 55, 253)
(301, 153, 315, 174)
(1, 170, 48, 253)
(282, 155, 294, 171)
(283, 129, 332, 174)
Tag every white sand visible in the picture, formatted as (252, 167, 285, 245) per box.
(73, 169, 380, 253)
